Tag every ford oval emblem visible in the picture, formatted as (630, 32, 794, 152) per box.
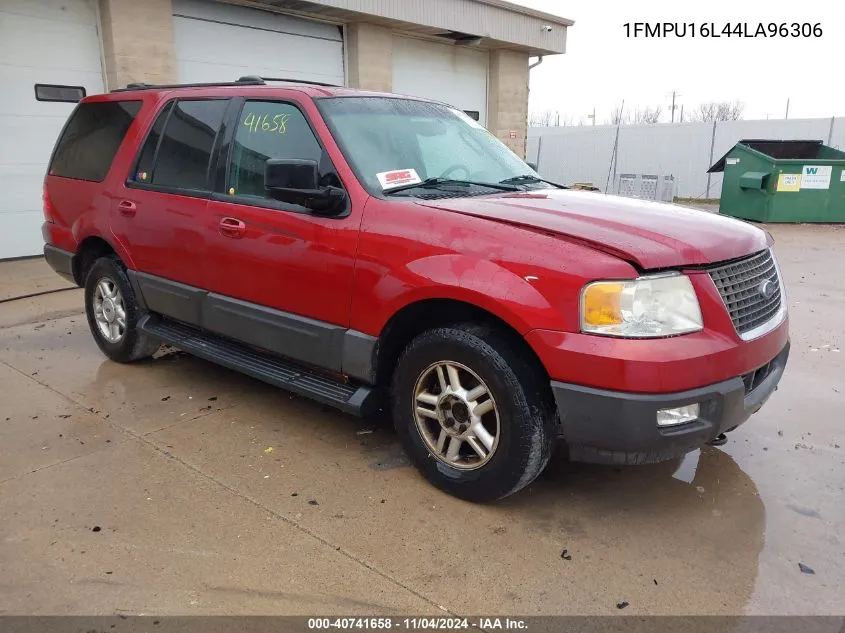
(758, 279, 776, 300)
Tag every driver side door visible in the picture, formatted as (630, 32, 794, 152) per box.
(202, 98, 358, 371)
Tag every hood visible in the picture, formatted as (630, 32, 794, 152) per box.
(415, 189, 768, 270)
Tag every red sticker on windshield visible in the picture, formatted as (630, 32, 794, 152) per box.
(377, 168, 422, 190)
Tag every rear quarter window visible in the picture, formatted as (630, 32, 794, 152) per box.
(50, 100, 142, 182)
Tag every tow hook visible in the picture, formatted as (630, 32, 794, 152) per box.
(708, 433, 728, 446)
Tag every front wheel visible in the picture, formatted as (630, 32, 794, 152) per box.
(391, 324, 556, 502)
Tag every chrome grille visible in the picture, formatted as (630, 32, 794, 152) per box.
(708, 249, 782, 336)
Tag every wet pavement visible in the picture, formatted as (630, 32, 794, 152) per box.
(0, 257, 75, 302)
(0, 224, 843, 615)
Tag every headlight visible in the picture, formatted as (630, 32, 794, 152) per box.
(581, 273, 703, 338)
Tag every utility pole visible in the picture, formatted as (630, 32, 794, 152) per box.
(586, 107, 596, 126)
(605, 99, 624, 193)
(668, 91, 681, 123)
(785, 98, 790, 119)
(679, 104, 684, 123)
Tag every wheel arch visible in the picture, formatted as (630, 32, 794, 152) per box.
(72, 235, 122, 286)
(373, 298, 549, 394)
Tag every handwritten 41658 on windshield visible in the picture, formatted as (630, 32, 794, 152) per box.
(243, 111, 290, 134)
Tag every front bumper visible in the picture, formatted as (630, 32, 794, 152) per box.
(552, 342, 789, 465)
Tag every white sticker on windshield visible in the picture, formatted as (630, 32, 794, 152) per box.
(377, 168, 422, 190)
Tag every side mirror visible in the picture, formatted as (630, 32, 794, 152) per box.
(266, 158, 318, 190)
(526, 161, 538, 171)
(264, 159, 347, 216)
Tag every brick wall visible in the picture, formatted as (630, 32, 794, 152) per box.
(99, 0, 177, 89)
(346, 22, 393, 92)
(487, 49, 529, 158)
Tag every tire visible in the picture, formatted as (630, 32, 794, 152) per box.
(84, 256, 160, 363)
(391, 323, 556, 502)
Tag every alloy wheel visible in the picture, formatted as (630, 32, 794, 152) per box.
(413, 360, 500, 470)
(92, 277, 127, 344)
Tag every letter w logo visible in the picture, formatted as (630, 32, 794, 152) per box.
(806, 167, 818, 175)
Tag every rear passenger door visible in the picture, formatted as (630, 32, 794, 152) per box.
(112, 98, 230, 295)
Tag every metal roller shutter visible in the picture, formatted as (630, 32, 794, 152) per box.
(392, 36, 488, 126)
(172, 0, 344, 87)
(0, 0, 104, 259)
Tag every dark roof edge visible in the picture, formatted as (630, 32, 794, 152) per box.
(707, 139, 824, 173)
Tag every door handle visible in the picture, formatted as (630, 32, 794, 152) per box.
(118, 200, 137, 217)
(219, 217, 246, 239)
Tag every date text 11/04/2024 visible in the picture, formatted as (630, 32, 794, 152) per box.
(307, 618, 527, 630)
(624, 23, 823, 38)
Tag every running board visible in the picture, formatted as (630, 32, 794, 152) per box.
(139, 315, 378, 417)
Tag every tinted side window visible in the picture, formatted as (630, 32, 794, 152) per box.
(131, 101, 174, 183)
(228, 101, 339, 200)
(152, 100, 227, 190)
(50, 101, 141, 182)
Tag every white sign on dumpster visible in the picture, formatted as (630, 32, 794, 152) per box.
(801, 165, 832, 189)
(777, 174, 800, 192)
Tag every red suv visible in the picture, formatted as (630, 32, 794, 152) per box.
(42, 78, 789, 501)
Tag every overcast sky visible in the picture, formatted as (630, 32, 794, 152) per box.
(512, 0, 841, 124)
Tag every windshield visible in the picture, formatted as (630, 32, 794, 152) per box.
(316, 97, 538, 197)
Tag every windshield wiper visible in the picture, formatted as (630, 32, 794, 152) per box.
(499, 174, 567, 189)
(385, 177, 519, 196)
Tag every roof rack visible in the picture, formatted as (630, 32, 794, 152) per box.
(112, 76, 264, 92)
(112, 75, 341, 93)
(239, 75, 341, 88)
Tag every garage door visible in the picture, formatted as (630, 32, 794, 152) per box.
(0, 0, 103, 259)
(172, 0, 344, 86)
(392, 37, 488, 126)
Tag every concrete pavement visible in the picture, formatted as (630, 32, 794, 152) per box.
(0, 257, 75, 302)
(0, 224, 843, 615)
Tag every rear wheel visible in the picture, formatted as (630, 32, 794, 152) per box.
(391, 324, 555, 502)
(84, 256, 160, 362)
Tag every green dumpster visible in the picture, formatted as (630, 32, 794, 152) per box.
(708, 139, 845, 223)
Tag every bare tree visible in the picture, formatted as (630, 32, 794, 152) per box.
(556, 113, 574, 127)
(606, 104, 662, 125)
(630, 106, 663, 124)
(607, 103, 625, 125)
(529, 109, 555, 127)
(689, 100, 745, 122)
(528, 109, 572, 127)
(719, 100, 745, 121)
(690, 102, 717, 122)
